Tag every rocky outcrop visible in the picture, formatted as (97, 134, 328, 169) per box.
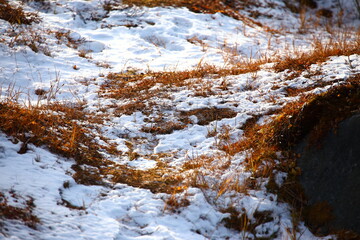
(296, 113, 360, 234)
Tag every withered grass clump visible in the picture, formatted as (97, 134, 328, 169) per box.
(274, 33, 360, 73)
(114, 101, 147, 116)
(142, 120, 186, 134)
(0, 103, 99, 164)
(221, 207, 275, 236)
(179, 107, 237, 126)
(105, 163, 184, 194)
(164, 192, 190, 213)
(0, 102, 110, 185)
(0, 0, 40, 25)
(102, 65, 220, 100)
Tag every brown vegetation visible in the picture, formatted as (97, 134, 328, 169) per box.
(0, 102, 113, 186)
(179, 107, 237, 126)
(121, 0, 266, 28)
(101, 28, 360, 118)
(0, 0, 40, 25)
(221, 207, 275, 238)
(142, 120, 186, 135)
(0, 192, 40, 229)
(105, 162, 184, 194)
(101, 61, 265, 116)
(0, 103, 102, 165)
(274, 32, 360, 73)
(224, 75, 360, 162)
(1, 1, 360, 237)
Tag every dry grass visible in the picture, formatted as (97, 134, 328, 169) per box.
(113, 101, 148, 116)
(142, 120, 186, 135)
(221, 207, 275, 237)
(182, 154, 216, 171)
(50, 30, 86, 50)
(164, 191, 191, 213)
(0, 0, 40, 25)
(4, 26, 50, 55)
(95, 61, 111, 69)
(274, 31, 360, 74)
(0, 101, 189, 194)
(0, 192, 40, 229)
(101, 28, 360, 116)
(121, 0, 266, 28)
(210, 75, 360, 237)
(181, 153, 235, 194)
(101, 62, 264, 115)
(97, 29, 360, 228)
(105, 161, 184, 194)
(0, 101, 189, 193)
(1, 1, 360, 235)
(0, 102, 112, 185)
(224, 74, 360, 159)
(179, 107, 237, 126)
(0, 103, 96, 161)
(102, 65, 216, 100)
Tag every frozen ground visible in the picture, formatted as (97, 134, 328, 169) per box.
(0, 0, 360, 239)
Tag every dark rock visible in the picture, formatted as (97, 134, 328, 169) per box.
(296, 113, 360, 233)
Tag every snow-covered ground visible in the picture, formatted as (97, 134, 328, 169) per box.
(0, 0, 360, 239)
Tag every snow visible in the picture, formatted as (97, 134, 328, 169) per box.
(0, 0, 359, 239)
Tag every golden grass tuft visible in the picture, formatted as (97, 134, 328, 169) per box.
(274, 31, 360, 73)
(0, 102, 112, 185)
(164, 191, 190, 213)
(142, 120, 186, 135)
(105, 162, 184, 194)
(0, 103, 97, 163)
(179, 107, 237, 126)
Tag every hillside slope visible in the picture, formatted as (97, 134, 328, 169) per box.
(0, 0, 360, 239)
